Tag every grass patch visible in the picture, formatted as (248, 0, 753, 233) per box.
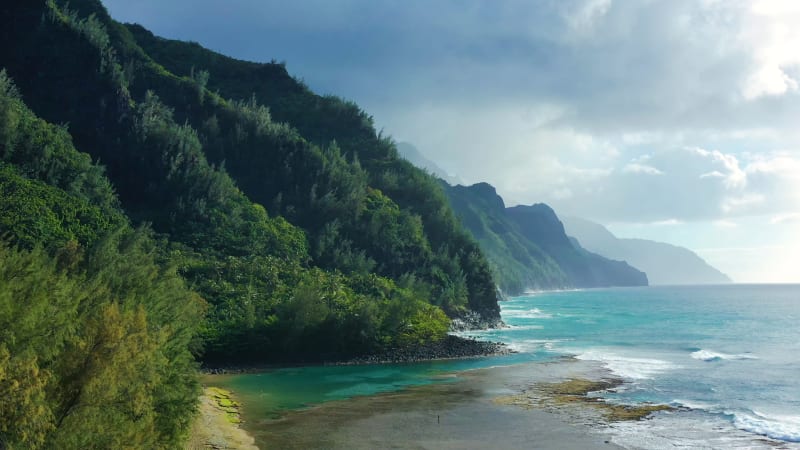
(206, 386, 246, 423)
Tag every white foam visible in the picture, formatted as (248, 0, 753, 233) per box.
(732, 410, 800, 443)
(507, 339, 560, 353)
(691, 349, 758, 362)
(605, 412, 793, 450)
(671, 399, 720, 411)
(500, 307, 553, 319)
(574, 350, 679, 380)
(505, 324, 544, 331)
(666, 401, 800, 444)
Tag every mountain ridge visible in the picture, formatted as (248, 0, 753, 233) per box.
(562, 216, 732, 285)
(443, 182, 648, 294)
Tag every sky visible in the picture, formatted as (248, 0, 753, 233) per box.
(103, 0, 800, 283)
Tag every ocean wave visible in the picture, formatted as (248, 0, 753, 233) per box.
(521, 288, 583, 295)
(670, 399, 720, 411)
(731, 410, 800, 443)
(670, 401, 800, 444)
(505, 324, 544, 331)
(574, 350, 679, 380)
(506, 339, 560, 353)
(500, 307, 553, 319)
(690, 349, 758, 362)
(605, 412, 792, 449)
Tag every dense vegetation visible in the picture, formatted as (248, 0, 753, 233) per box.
(1, 1, 499, 446)
(444, 182, 568, 293)
(0, 70, 203, 448)
(1, 0, 497, 356)
(0, 0, 660, 446)
(125, 22, 499, 318)
(443, 182, 647, 294)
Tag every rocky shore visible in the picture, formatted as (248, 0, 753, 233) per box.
(202, 335, 512, 374)
(338, 335, 512, 365)
(449, 310, 505, 331)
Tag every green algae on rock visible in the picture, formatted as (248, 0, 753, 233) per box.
(494, 377, 673, 421)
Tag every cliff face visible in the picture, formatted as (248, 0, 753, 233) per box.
(506, 204, 648, 289)
(444, 182, 648, 294)
(444, 182, 568, 294)
(563, 217, 732, 285)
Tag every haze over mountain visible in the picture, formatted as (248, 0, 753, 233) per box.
(103, 0, 800, 283)
(562, 217, 732, 286)
(443, 182, 647, 294)
(396, 142, 463, 186)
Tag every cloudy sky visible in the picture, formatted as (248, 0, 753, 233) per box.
(104, 0, 800, 282)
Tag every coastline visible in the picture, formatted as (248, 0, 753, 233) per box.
(185, 387, 257, 450)
(202, 358, 660, 449)
(338, 335, 512, 365)
(202, 335, 512, 374)
(194, 285, 800, 450)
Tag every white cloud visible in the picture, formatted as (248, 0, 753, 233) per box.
(770, 213, 800, 224)
(700, 171, 725, 179)
(622, 163, 663, 175)
(740, 0, 800, 100)
(690, 147, 747, 189)
(564, 0, 613, 34)
(743, 65, 798, 100)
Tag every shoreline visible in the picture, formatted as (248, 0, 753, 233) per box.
(201, 334, 513, 374)
(220, 358, 633, 449)
(185, 387, 257, 450)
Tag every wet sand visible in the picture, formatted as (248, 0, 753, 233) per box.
(234, 359, 637, 449)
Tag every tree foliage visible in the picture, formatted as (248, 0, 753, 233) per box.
(0, 0, 504, 385)
(0, 1, 504, 446)
(0, 230, 204, 449)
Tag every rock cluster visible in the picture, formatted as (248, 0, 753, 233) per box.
(339, 335, 512, 365)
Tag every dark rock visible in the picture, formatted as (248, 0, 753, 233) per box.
(336, 335, 513, 365)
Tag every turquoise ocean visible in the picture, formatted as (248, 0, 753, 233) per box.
(220, 285, 800, 448)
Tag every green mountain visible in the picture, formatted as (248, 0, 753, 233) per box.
(2, 0, 499, 349)
(444, 182, 568, 293)
(124, 23, 498, 324)
(562, 216, 732, 285)
(443, 182, 648, 294)
(0, 1, 504, 446)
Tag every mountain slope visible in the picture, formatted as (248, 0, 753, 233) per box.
(443, 182, 647, 294)
(125, 22, 499, 319)
(0, 69, 203, 449)
(1, 0, 500, 366)
(562, 217, 732, 285)
(444, 182, 568, 294)
(505, 204, 648, 289)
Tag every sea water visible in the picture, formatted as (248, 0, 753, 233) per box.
(218, 285, 800, 448)
(483, 285, 800, 448)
